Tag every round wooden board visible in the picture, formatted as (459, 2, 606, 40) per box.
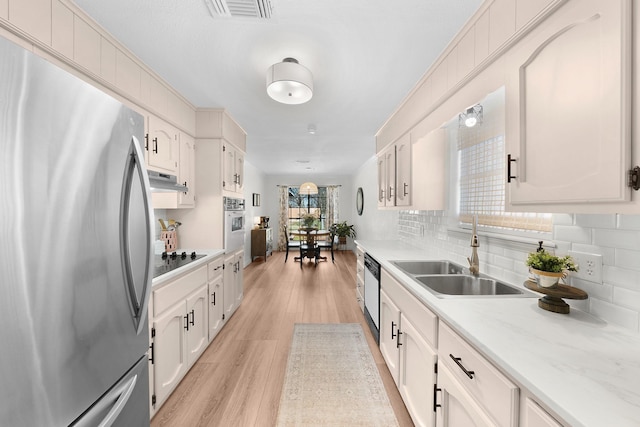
(524, 280, 588, 300)
(524, 280, 588, 315)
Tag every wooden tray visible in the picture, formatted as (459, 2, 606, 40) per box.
(524, 280, 588, 314)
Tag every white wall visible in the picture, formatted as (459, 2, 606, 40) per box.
(352, 156, 399, 241)
(241, 160, 268, 265)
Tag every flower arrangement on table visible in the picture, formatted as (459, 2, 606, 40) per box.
(300, 211, 319, 229)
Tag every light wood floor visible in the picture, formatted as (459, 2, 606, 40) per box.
(150, 250, 414, 427)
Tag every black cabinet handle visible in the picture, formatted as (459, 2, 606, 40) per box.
(450, 354, 475, 379)
(153, 137, 158, 154)
(391, 321, 397, 340)
(403, 183, 409, 196)
(212, 291, 216, 305)
(189, 309, 195, 326)
(184, 314, 189, 331)
(145, 134, 149, 151)
(433, 384, 441, 412)
(149, 343, 154, 364)
(396, 330, 403, 348)
(507, 154, 517, 183)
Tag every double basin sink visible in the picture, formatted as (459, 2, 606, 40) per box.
(391, 260, 535, 298)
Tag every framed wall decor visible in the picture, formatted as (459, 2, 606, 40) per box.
(252, 193, 260, 207)
(356, 187, 364, 215)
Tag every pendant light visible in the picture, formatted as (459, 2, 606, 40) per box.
(266, 58, 313, 105)
(299, 182, 318, 195)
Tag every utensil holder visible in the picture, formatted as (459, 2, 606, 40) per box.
(161, 230, 177, 252)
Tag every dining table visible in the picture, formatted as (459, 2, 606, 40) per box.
(292, 228, 330, 263)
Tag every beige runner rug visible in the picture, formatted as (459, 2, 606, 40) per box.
(276, 323, 399, 426)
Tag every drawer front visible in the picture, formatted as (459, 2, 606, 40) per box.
(381, 269, 438, 349)
(207, 256, 224, 281)
(154, 265, 207, 317)
(439, 322, 519, 427)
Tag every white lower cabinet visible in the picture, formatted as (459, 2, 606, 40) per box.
(223, 248, 244, 320)
(208, 256, 224, 342)
(521, 398, 562, 427)
(436, 363, 496, 427)
(380, 270, 438, 427)
(149, 253, 237, 416)
(437, 322, 519, 427)
(398, 313, 437, 427)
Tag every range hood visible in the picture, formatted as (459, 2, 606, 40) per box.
(148, 170, 189, 193)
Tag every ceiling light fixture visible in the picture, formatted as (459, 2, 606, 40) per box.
(307, 124, 316, 134)
(459, 104, 483, 128)
(266, 58, 313, 105)
(299, 181, 318, 195)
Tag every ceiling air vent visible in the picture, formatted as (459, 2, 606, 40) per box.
(204, 0, 273, 19)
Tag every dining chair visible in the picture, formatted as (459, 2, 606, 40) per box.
(283, 225, 301, 262)
(315, 230, 336, 263)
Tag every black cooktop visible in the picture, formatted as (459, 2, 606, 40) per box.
(153, 251, 206, 278)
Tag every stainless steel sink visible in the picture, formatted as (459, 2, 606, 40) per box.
(391, 260, 465, 275)
(414, 275, 531, 297)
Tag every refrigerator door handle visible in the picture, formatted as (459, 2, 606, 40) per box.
(71, 372, 138, 427)
(120, 136, 154, 335)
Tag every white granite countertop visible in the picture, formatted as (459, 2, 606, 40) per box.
(151, 249, 225, 288)
(355, 239, 640, 427)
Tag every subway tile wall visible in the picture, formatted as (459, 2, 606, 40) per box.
(398, 211, 640, 333)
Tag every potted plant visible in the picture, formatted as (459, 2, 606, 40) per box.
(526, 248, 578, 288)
(329, 221, 357, 246)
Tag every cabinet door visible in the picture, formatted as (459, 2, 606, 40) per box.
(222, 144, 236, 192)
(235, 150, 244, 193)
(411, 127, 446, 210)
(379, 289, 401, 385)
(234, 250, 244, 306)
(377, 155, 387, 207)
(395, 136, 411, 207)
(208, 274, 224, 342)
(505, 0, 632, 210)
(436, 363, 496, 427)
(223, 253, 237, 319)
(384, 147, 396, 206)
(185, 285, 208, 366)
(399, 314, 437, 427)
(522, 398, 562, 427)
(148, 116, 178, 173)
(153, 301, 187, 406)
(178, 133, 196, 207)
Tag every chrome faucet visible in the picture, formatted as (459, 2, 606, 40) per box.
(467, 214, 480, 276)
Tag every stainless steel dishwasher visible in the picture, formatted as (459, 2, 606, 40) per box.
(364, 253, 380, 344)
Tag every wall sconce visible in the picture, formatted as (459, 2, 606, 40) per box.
(459, 104, 483, 128)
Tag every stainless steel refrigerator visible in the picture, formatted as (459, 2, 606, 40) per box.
(0, 34, 152, 426)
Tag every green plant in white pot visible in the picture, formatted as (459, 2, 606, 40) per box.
(526, 249, 578, 288)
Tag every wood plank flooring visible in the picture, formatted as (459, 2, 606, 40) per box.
(150, 250, 414, 427)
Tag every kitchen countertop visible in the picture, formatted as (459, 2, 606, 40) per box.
(151, 249, 225, 288)
(355, 240, 640, 427)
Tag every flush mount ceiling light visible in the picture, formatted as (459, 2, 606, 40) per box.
(299, 182, 318, 195)
(459, 104, 483, 128)
(307, 124, 316, 134)
(266, 58, 313, 105)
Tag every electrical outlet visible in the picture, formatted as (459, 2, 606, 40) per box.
(568, 251, 603, 284)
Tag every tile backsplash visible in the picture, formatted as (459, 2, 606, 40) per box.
(398, 211, 640, 333)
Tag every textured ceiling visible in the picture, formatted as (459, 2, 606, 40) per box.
(73, 0, 482, 175)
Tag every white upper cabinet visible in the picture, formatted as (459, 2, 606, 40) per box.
(147, 115, 179, 174)
(395, 137, 411, 207)
(505, 0, 634, 212)
(410, 126, 446, 211)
